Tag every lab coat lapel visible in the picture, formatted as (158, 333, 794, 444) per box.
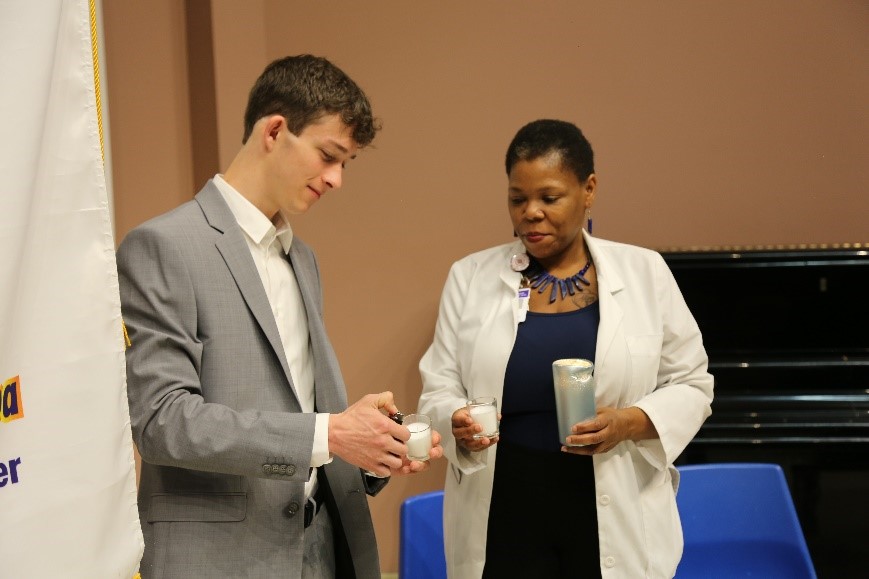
(586, 232, 624, 384)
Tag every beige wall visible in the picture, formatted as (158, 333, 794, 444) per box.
(103, 1, 869, 572)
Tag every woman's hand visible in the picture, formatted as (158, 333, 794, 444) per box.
(452, 407, 499, 452)
(562, 406, 657, 455)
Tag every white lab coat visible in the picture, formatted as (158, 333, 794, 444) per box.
(418, 232, 714, 579)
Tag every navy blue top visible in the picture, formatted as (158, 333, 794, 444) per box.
(499, 302, 600, 452)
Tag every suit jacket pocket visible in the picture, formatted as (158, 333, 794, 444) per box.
(148, 492, 247, 522)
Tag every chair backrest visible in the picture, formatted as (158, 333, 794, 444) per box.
(399, 490, 447, 579)
(675, 463, 816, 578)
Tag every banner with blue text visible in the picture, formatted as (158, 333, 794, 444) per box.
(0, 0, 144, 575)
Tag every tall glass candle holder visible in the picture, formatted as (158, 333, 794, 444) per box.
(552, 358, 596, 446)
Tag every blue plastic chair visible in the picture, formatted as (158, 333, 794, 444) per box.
(675, 463, 816, 578)
(399, 490, 447, 579)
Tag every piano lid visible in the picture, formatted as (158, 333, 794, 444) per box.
(661, 245, 869, 445)
(660, 245, 869, 358)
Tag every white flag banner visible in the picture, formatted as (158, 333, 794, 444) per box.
(0, 0, 144, 576)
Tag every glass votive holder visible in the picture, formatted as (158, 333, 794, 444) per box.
(467, 396, 499, 439)
(403, 413, 432, 462)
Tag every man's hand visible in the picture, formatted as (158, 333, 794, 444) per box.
(329, 392, 409, 476)
(451, 406, 499, 452)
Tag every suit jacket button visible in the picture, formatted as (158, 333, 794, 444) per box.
(271, 464, 281, 474)
(278, 464, 287, 475)
(262, 464, 271, 474)
(284, 502, 300, 517)
(286, 465, 296, 476)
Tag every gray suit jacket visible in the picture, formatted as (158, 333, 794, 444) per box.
(117, 182, 383, 578)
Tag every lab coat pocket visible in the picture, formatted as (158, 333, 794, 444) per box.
(450, 462, 463, 485)
(626, 334, 663, 394)
(640, 468, 682, 577)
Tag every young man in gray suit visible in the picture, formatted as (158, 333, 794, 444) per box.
(117, 55, 442, 579)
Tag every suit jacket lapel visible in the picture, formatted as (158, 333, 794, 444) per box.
(289, 241, 348, 414)
(195, 183, 299, 401)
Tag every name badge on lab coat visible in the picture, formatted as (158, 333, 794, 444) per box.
(516, 288, 530, 323)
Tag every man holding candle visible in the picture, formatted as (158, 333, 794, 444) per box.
(118, 55, 442, 579)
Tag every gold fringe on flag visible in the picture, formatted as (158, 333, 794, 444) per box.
(88, 0, 104, 162)
(88, 0, 132, 351)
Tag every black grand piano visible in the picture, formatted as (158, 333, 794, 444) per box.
(661, 245, 869, 577)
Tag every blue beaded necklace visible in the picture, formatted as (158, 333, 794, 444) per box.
(522, 256, 592, 304)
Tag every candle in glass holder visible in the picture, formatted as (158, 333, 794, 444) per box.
(552, 358, 596, 446)
(467, 396, 499, 439)
(403, 413, 432, 461)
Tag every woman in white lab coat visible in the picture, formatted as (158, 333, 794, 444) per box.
(418, 119, 713, 578)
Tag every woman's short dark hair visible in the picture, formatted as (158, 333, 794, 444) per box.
(242, 54, 380, 147)
(505, 119, 595, 182)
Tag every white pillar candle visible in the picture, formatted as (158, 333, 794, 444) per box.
(470, 404, 499, 437)
(405, 422, 432, 461)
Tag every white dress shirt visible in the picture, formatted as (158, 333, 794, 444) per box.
(214, 175, 330, 500)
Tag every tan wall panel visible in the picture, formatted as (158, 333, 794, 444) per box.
(252, 2, 868, 571)
(210, 0, 268, 169)
(104, 0, 195, 242)
(108, 0, 869, 573)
